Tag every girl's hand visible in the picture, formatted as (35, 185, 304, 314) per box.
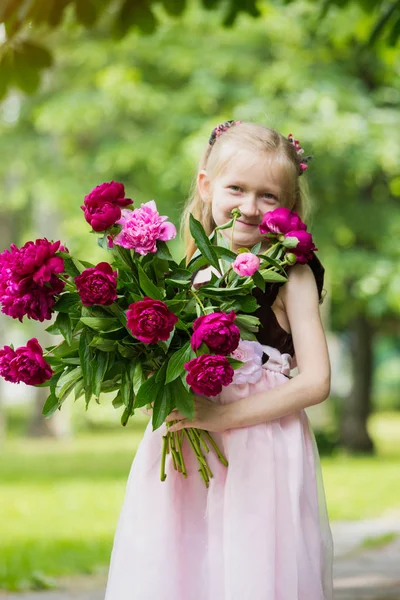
(165, 395, 231, 433)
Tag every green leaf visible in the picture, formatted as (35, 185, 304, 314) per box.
(226, 357, 245, 369)
(121, 396, 135, 426)
(134, 374, 163, 409)
(56, 367, 83, 403)
(237, 295, 260, 313)
(80, 317, 123, 332)
(121, 368, 133, 408)
(165, 278, 192, 288)
(74, 379, 85, 402)
(93, 352, 109, 398)
(261, 271, 288, 283)
(189, 214, 221, 273)
(79, 331, 93, 404)
(112, 390, 124, 408)
(53, 293, 81, 313)
(213, 246, 237, 262)
(55, 312, 73, 345)
(156, 240, 174, 260)
(137, 263, 163, 300)
(45, 322, 61, 335)
(165, 341, 194, 384)
(117, 342, 138, 358)
(132, 361, 145, 395)
(258, 254, 284, 270)
(157, 328, 175, 353)
(171, 377, 194, 420)
(152, 383, 174, 430)
(42, 391, 60, 418)
(89, 336, 118, 352)
(72, 257, 87, 273)
(252, 270, 265, 292)
(235, 314, 260, 333)
(251, 242, 262, 254)
(200, 286, 250, 296)
(62, 257, 81, 278)
(180, 371, 191, 393)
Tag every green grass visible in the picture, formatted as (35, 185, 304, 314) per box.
(320, 412, 400, 520)
(361, 532, 398, 549)
(0, 411, 399, 591)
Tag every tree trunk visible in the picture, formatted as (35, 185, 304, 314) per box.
(340, 314, 374, 453)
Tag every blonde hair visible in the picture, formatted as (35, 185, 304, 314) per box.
(180, 122, 312, 263)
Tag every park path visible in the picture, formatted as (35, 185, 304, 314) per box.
(1, 516, 400, 599)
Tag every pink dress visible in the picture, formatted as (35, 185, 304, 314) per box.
(104, 255, 334, 599)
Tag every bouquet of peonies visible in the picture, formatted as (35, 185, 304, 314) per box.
(0, 182, 317, 486)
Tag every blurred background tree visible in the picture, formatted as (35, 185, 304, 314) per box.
(1, 0, 400, 592)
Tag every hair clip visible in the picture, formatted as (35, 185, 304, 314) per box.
(288, 133, 312, 175)
(209, 120, 243, 146)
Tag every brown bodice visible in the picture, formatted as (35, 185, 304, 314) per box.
(191, 251, 325, 360)
(253, 252, 325, 359)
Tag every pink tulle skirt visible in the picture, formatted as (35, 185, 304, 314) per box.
(104, 345, 334, 600)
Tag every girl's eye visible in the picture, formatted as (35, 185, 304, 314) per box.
(263, 194, 278, 201)
(229, 185, 242, 192)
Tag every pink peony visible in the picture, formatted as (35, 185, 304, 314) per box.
(5, 338, 53, 385)
(191, 311, 240, 356)
(75, 262, 118, 306)
(126, 297, 178, 344)
(232, 252, 260, 277)
(259, 207, 307, 236)
(284, 230, 317, 264)
(0, 239, 66, 322)
(113, 201, 177, 255)
(231, 340, 264, 385)
(81, 181, 133, 232)
(0, 345, 17, 383)
(184, 354, 234, 397)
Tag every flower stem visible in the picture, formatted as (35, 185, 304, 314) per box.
(160, 435, 168, 481)
(175, 430, 187, 477)
(203, 431, 228, 467)
(190, 290, 206, 315)
(193, 428, 210, 454)
(43, 330, 83, 357)
(184, 429, 210, 486)
(230, 216, 238, 251)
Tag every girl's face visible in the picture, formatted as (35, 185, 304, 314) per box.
(199, 149, 289, 253)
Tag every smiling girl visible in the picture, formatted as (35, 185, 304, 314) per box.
(104, 121, 334, 600)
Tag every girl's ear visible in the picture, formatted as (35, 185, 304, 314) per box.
(197, 170, 212, 203)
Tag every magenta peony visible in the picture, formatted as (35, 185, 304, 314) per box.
(1, 338, 53, 385)
(0, 239, 66, 322)
(259, 207, 307, 236)
(230, 340, 264, 385)
(191, 311, 240, 355)
(184, 354, 234, 397)
(82, 202, 122, 233)
(0, 345, 17, 383)
(126, 297, 178, 344)
(113, 200, 177, 255)
(232, 252, 260, 277)
(81, 181, 133, 232)
(285, 230, 317, 264)
(75, 262, 118, 306)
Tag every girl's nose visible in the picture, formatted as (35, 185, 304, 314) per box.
(239, 194, 260, 218)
